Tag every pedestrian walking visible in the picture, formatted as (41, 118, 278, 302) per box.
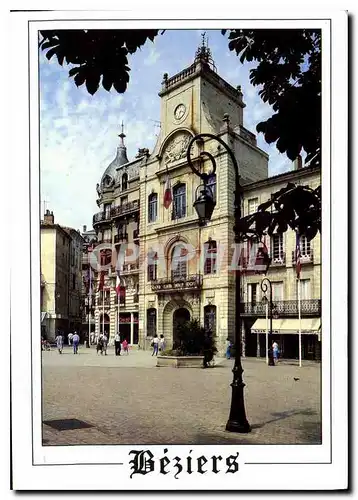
(122, 338, 129, 355)
(114, 332, 121, 356)
(55, 332, 63, 354)
(159, 334, 165, 352)
(151, 334, 159, 356)
(225, 338, 232, 360)
(102, 333, 108, 356)
(272, 341, 279, 364)
(97, 334, 103, 355)
(67, 332, 73, 346)
(72, 331, 80, 354)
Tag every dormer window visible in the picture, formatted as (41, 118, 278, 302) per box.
(122, 173, 128, 191)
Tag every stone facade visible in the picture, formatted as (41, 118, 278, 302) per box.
(90, 42, 321, 359)
(41, 211, 84, 339)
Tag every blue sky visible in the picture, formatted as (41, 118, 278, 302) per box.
(40, 29, 294, 231)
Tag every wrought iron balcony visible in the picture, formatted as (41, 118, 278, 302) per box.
(270, 254, 286, 267)
(93, 211, 111, 225)
(118, 263, 139, 274)
(114, 233, 128, 244)
(111, 200, 139, 219)
(151, 274, 203, 293)
(241, 299, 321, 317)
(291, 250, 314, 265)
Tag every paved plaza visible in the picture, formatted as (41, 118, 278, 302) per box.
(42, 345, 321, 446)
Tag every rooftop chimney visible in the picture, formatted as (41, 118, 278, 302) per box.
(83, 225, 87, 233)
(293, 155, 303, 170)
(44, 209, 54, 224)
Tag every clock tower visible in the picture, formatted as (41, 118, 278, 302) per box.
(151, 36, 246, 157)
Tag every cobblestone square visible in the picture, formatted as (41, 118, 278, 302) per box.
(42, 346, 321, 446)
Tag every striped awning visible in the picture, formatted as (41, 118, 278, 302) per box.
(251, 318, 321, 335)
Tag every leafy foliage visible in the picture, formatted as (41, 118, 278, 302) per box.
(238, 182, 321, 242)
(39, 29, 161, 95)
(173, 319, 217, 366)
(222, 29, 321, 167)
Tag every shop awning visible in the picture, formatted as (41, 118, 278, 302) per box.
(251, 318, 321, 334)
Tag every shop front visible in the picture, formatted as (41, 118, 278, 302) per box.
(250, 318, 321, 361)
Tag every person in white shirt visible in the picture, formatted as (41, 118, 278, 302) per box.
(72, 331, 80, 354)
(151, 334, 159, 356)
(114, 332, 121, 356)
(159, 334, 165, 352)
(68, 332, 73, 346)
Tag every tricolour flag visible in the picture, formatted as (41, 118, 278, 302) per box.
(163, 172, 172, 209)
(115, 269, 121, 296)
(295, 232, 302, 279)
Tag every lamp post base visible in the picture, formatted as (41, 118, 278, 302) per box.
(225, 419, 251, 433)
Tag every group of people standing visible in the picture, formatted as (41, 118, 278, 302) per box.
(151, 334, 165, 356)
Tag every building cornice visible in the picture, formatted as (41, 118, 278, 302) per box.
(242, 165, 321, 192)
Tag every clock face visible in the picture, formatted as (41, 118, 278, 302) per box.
(174, 103, 186, 121)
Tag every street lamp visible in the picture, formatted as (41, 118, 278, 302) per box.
(186, 129, 251, 433)
(260, 277, 278, 366)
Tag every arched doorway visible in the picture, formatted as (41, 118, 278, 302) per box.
(173, 307, 190, 346)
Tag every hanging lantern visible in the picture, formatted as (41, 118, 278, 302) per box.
(193, 184, 216, 226)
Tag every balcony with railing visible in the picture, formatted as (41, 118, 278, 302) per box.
(269, 254, 286, 267)
(97, 297, 111, 307)
(151, 274, 203, 293)
(291, 249, 314, 265)
(114, 232, 128, 244)
(118, 263, 139, 274)
(93, 211, 111, 226)
(111, 200, 140, 219)
(241, 299, 321, 317)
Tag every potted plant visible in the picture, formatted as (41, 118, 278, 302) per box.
(157, 319, 218, 368)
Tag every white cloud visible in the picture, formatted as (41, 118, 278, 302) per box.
(143, 46, 160, 66)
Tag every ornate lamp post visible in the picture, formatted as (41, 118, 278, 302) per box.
(261, 277, 279, 366)
(186, 131, 251, 433)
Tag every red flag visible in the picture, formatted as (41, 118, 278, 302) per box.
(97, 271, 104, 292)
(295, 232, 302, 279)
(163, 172, 172, 209)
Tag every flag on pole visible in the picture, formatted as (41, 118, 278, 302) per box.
(97, 271, 105, 292)
(295, 232, 302, 279)
(163, 171, 172, 209)
(115, 269, 121, 296)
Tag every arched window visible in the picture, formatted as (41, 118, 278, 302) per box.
(204, 240, 217, 274)
(148, 193, 158, 223)
(204, 305, 217, 335)
(172, 183, 186, 220)
(207, 173, 216, 203)
(171, 243, 187, 280)
(122, 173, 128, 191)
(147, 308, 157, 337)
